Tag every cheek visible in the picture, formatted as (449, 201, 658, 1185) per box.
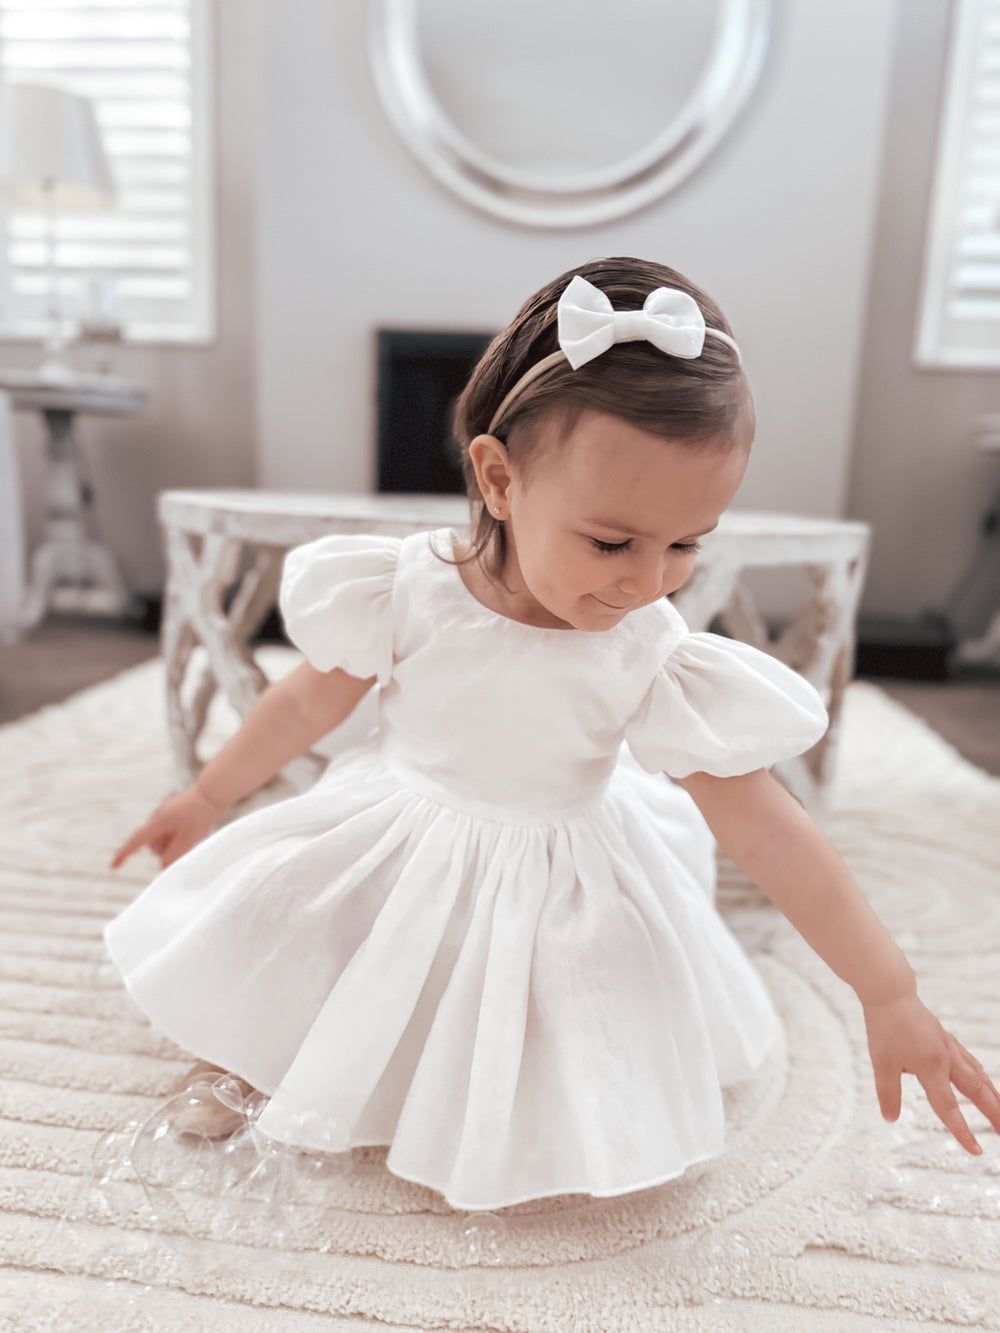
(545, 542, 598, 599)
(519, 529, 572, 590)
(538, 531, 581, 572)
(664, 558, 698, 595)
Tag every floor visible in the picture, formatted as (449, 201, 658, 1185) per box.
(2, 614, 1000, 777)
(0, 615, 160, 724)
(871, 672, 1000, 777)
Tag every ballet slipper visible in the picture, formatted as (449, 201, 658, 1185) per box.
(171, 1095, 247, 1140)
(167, 1057, 228, 1093)
(166, 1058, 256, 1139)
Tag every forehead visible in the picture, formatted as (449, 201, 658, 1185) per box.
(526, 410, 750, 529)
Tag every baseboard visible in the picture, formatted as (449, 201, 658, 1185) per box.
(854, 613, 955, 682)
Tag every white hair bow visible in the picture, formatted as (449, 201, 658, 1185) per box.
(486, 273, 739, 435)
(558, 273, 736, 368)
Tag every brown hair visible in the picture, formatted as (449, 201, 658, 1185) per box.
(450, 256, 751, 578)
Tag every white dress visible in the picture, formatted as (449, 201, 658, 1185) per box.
(104, 527, 828, 1211)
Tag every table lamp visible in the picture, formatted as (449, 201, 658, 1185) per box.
(0, 81, 117, 381)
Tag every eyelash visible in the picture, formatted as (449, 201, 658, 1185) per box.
(590, 538, 701, 555)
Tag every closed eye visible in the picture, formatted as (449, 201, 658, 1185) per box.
(590, 537, 701, 554)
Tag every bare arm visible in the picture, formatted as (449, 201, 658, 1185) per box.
(679, 767, 1000, 1152)
(111, 662, 374, 869)
(193, 661, 375, 811)
(678, 768, 914, 1004)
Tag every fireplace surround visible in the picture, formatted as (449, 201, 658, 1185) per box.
(376, 329, 494, 494)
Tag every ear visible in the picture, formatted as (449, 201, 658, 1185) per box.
(468, 435, 513, 520)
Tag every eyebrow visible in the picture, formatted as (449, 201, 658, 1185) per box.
(584, 519, 720, 540)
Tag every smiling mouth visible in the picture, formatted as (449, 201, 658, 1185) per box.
(592, 596, 632, 611)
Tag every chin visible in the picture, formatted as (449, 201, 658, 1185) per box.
(574, 599, 628, 629)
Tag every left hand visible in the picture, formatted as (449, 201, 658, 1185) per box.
(864, 993, 1000, 1153)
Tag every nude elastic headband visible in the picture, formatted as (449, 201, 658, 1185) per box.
(487, 273, 741, 435)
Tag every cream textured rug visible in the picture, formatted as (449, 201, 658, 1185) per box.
(1, 652, 999, 1332)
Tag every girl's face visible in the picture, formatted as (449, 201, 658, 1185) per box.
(470, 409, 752, 631)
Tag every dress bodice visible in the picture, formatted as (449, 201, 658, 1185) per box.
(279, 528, 828, 821)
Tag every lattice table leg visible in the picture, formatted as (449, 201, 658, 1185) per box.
(785, 552, 868, 800)
(161, 570, 200, 783)
(161, 528, 323, 790)
(672, 541, 869, 813)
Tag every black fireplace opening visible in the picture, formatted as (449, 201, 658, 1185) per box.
(377, 329, 495, 494)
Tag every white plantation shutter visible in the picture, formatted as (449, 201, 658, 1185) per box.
(0, 0, 213, 344)
(916, 0, 1000, 367)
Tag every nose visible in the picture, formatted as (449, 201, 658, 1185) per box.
(617, 553, 667, 600)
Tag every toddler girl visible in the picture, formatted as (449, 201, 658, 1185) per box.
(108, 256, 1000, 1212)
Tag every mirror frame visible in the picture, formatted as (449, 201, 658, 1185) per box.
(368, 0, 771, 229)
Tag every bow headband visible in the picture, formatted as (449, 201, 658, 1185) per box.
(487, 274, 741, 436)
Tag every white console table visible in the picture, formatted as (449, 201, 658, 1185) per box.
(158, 489, 870, 811)
(0, 369, 147, 639)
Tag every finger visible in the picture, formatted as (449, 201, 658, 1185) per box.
(109, 829, 148, 869)
(873, 1065, 902, 1122)
(920, 1071, 981, 1155)
(951, 1040, 986, 1075)
(951, 1050, 1000, 1137)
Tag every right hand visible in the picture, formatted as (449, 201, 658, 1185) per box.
(110, 786, 226, 871)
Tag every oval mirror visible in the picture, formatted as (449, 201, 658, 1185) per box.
(368, 0, 771, 228)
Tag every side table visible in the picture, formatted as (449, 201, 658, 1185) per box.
(0, 368, 147, 640)
(955, 436, 1000, 668)
(158, 489, 869, 811)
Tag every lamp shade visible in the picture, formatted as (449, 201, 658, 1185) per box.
(0, 81, 115, 211)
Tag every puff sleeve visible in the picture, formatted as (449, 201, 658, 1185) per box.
(625, 633, 829, 779)
(278, 534, 399, 685)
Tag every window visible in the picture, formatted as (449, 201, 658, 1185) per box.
(916, 0, 1000, 367)
(0, 0, 214, 344)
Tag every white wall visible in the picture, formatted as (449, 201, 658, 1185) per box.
(848, 0, 1000, 631)
(5, 0, 912, 604)
(254, 0, 900, 529)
